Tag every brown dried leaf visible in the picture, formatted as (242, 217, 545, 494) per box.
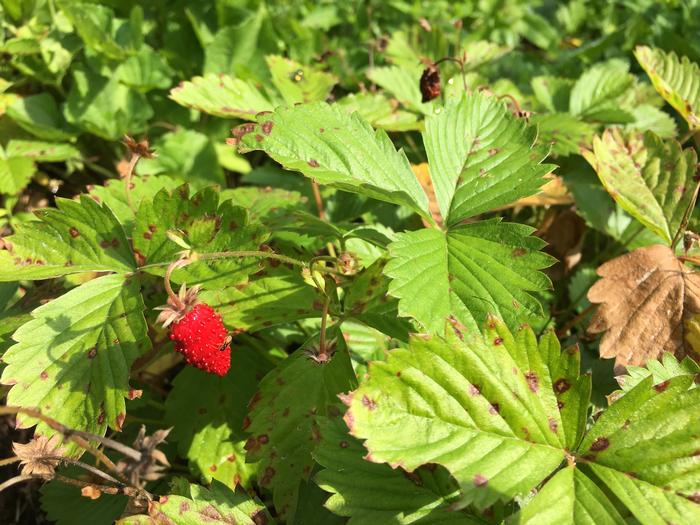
(13, 434, 65, 476)
(587, 244, 700, 369)
(411, 163, 442, 227)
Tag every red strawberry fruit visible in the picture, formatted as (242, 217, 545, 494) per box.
(156, 284, 231, 376)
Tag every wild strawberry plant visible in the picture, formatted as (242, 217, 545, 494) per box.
(2, 2, 700, 525)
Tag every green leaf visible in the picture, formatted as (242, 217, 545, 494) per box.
(570, 60, 634, 122)
(201, 266, 321, 331)
(267, 55, 336, 105)
(166, 346, 273, 488)
(385, 220, 554, 335)
(134, 185, 268, 289)
(424, 92, 553, 224)
(116, 46, 174, 92)
(531, 76, 574, 113)
(245, 344, 356, 519)
(237, 102, 431, 221)
(582, 129, 697, 245)
(531, 113, 594, 157)
(118, 481, 273, 525)
(63, 66, 153, 140)
(0, 274, 150, 441)
(6, 140, 80, 162)
(87, 175, 181, 234)
(336, 93, 422, 132)
(0, 195, 135, 281)
(618, 353, 700, 393)
(169, 74, 273, 119)
(626, 105, 678, 139)
(344, 320, 572, 510)
(203, 7, 267, 77)
(367, 66, 435, 115)
(579, 375, 700, 498)
(58, 0, 134, 60)
(6, 93, 77, 141)
(508, 466, 626, 525)
(137, 129, 225, 187)
(635, 46, 700, 131)
(314, 417, 481, 524)
(588, 463, 700, 525)
(0, 151, 34, 194)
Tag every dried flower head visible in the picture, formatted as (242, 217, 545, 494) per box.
(155, 282, 202, 327)
(122, 135, 156, 159)
(13, 434, 65, 477)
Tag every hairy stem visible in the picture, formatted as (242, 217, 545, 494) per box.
(671, 174, 700, 250)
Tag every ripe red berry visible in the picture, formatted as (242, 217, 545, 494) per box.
(169, 303, 231, 376)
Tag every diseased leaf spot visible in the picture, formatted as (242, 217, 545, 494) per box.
(512, 247, 527, 257)
(261, 121, 274, 134)
(557, 400, 564, 409)
(69, 227, 80, 238)
(654, 380, 670, 392)
(258, 434, 269, 444)
(260, 466, 275, 485)
(489, 403, 500, 415)
(242, 416, 251, 430)
(143, 231, 153, 240)
(209, 464, 217, 472)
(362, 395, 377, 410)
(308, 159, 319, 167)
(554, 378, 570, 394)
(252, 509, 268, 525)
(87, 347, 97, 359)
(40, 371, 48, 380)
(548, 417, 558, 433)
(468, 384, 481, 396)
(339, 440, 349, 448)
(473, 474, 488, 487)
(524, 371, 539, 392)
(590, 437, 610, 452)
(179, 501, 190, 513)
(488, 148, 498, 156)
(255, 134, 264, 142)
(493, 337, 503, 345)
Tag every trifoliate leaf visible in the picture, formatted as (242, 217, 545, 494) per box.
(1, 274, 150, 443)
(385, 220, 554, 335)
(245, 344, 356, 520)
(314, 417, 481, 524)
(267, 55, 336, 105)
(423, 92, 553, 225)
(118, 481, 272, 525)
(344, 320, 574, 510)
(635, 46, 700, 131)
(165, 346, 273, 488)
(570, 60, 634, 123)
(508, 466, 626, 525)
(582, 129, 697, 245)
(133, 185, 268, 289)
(169, 74, 274, 119)
(0, 195, 135, 281)
(116, 46, 174, 92)
(236, 102, 432, 222)
(587, 244, 700, 368)
(202, 266, 321, 331)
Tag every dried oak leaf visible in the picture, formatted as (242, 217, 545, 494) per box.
(588, 244, 700, 369)
(13, 434, 65, 476)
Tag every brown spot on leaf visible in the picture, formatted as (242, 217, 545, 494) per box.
(654, 380, 670, 392)
(548, 417, 558, 433)
(69, 227, 80, 238)
(590, 437, 610, 452)
(512, 247, 527, 257)
(260, 466, 275, 486)
(554, 378, 570, 394)
(493, 337, 503, 345)
(258, 434, 269, 444)
(308, 159, 319, 167)
(261, 121, 274, 135)
(252, 510, 268, 525)
(209, 464, 217, 472)
(468, 384, 481, 396)
(179, 501, 190, 513)
(524, 371, 539, 393)
(115, 413, 125, 431)
(340, 440, 349, 448)
(143, 231, 152, 240)
(87, 347, 97, 359)
(40, 371, 48, 380)
(489, 403, 500, 415)
(362, 395, 377, 410)
(488, 148, 498, 156)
